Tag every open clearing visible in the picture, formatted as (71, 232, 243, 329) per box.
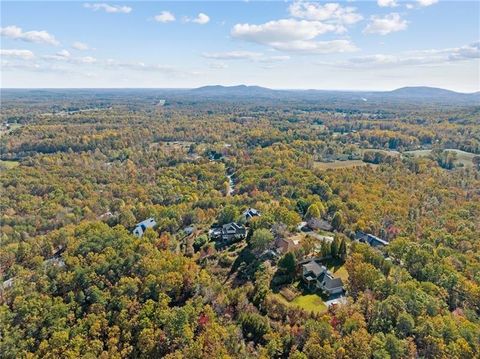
(291, 294, 327, 314)
(0, 160, 20, 170)
(271, 292, 327, 314)
(314, 160, 375, 170)
(404, 149, 478, 168)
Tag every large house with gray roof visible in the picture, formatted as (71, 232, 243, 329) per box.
(355, 231, 389, 247)
(133, 218, 157, 238)
(302, 260, 344, 296)
(210, 222, 247, 244)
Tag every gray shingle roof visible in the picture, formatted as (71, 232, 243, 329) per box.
(303, 260, 324, 276)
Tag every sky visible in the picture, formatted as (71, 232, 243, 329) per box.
(1, 0, 479, 91)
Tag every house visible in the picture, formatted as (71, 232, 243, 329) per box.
(275, 237, 299, 254)
(183, 226, 195, 236)
(243, 208, 261, 221)
(133, 218, 157, 237)
(302, 260, 344, 296)
(209, 222, 247, 244)
(356, 231, 389, 247)
(307, 218, 333, 232)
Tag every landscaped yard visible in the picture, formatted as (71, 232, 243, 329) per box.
(271, 292, 328, 314)
(291, 294, 327, 314)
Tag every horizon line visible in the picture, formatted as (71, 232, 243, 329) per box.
(1, 85, 478, 95)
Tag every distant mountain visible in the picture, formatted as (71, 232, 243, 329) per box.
(191, 85, 277, 97)
(187, 85, 479, 105)
(386, 86, 473, 98)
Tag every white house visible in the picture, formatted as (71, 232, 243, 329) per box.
(133, 218, 157, 237)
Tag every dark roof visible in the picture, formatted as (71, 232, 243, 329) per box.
(356, 231, 389, 246)
(303, 261, 324, 276)
(222, 222, 245, 231)
(323, 276, 344, 290)
(244, 208, 260, 218)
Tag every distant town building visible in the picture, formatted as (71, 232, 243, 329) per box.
(133, 218, 157, 237)
(302, 260, 344, 296)
(355, 231, 389, 247)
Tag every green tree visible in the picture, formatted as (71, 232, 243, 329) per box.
(331, 237, 340, 258)
(278, 252, 296, 277)
(332, 211, 344, 231)
(119, 209, 136, 228)
(305, 204, 321, 220)
(250, 228, 274, 252)
(396, 312, 415, 338)
(218, 205, 239, 225)
(339, 237, 347, 261)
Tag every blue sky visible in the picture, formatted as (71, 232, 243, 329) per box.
(1, 1, 479, 91)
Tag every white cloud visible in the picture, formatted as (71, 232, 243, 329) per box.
(0, 25, 59, 45)
(232, 19, 336, 44)
(208, 62, 228, 69)
(104, 60, 199, 78)
(202, 51, 291, 63)
(417, 0, 438, 7)
(260, 55, 291, 63)
(231, 19, 356, 54)
(405, 0, 438, 9)
(363, 13, 408, 35)
(273, 39, 357, 53)
(329, 42, 480, 68)
(72, 41, 89, 50)
(154, 11, 175, 23)
(58, 49, 71, 57)
(377, 0, 398, 7)
(289, 1, 363, 25)
(0, 49, 35, 60)
(79, 56, 97, 64)
(83, 3, 132, 14)
(202, 51, 263, 60)
(43, 50, 97, 64)
(192, 13, 210, 25)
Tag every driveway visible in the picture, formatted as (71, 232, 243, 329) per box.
(325, 294, 347, 307)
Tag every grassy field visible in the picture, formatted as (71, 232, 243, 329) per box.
(291, 294, 327, 314)
(404, 149, 478, 168)
(314, 160, 374, 170)
(0, 160, 20, 170)
(271, 293, 327, 314)
(360, 148, 401, 156)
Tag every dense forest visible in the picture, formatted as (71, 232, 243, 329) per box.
(1, 89, 479, 358)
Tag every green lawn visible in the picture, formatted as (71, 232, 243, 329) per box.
(270, 292, 327, 314)
(291, 294, 327, 314)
